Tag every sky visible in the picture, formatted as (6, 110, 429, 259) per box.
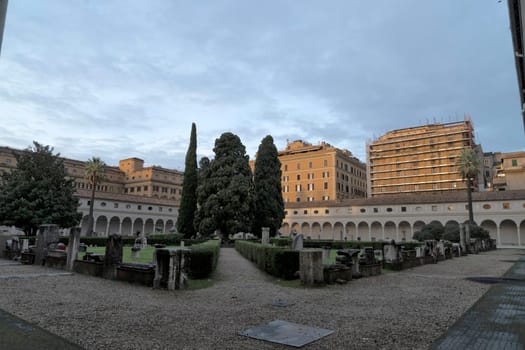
(1, 0, 524, 171)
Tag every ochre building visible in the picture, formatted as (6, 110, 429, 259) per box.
(275, 140, 367, 203)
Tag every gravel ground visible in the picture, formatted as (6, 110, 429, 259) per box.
(0, 248, 521, 350)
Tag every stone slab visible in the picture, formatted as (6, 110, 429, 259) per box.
(0, 308, 84, 349)
(240, 319, 334, 347)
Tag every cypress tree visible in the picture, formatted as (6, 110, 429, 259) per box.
(252, 135, 284, 237)
(176, 123, 198, 238)
(195, 132, 255, 237)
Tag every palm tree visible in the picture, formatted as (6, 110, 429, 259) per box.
(456, 147, 480, 225)
(84, 157, 106, 235)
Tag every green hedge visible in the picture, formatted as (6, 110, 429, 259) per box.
(235, 240, 299, 280)
(188, 239, 220, 279)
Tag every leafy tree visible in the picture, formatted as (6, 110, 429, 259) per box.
(176, 123, 198, 238)
(84, 157, 106, 235)
(456, 147, 480, 226)
(412, 221, 444, 241)
(252, 135, 284, 237)
(0, 142, 81, 235)
(195, 132, 255, 237)
(442, 222, 460, 242)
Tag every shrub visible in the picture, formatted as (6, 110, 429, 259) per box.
(187, 239, 220, 278)
(235, 240, 299, 279)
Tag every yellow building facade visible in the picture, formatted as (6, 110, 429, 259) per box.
(366, 120, 478, 197)
(0, 146, 183, 205)
(276, 140, 367, 203)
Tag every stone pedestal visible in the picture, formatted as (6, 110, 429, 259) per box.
(103, 234, 123, 280)
(299, 249, 324, 286)
(459, 224, 467, 254)
(34, 224, 59, 266)
(261, 227, 270, 245)
(153, 248, 190, 290)
(66, 227, 81, 271)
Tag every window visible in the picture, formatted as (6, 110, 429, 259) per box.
(432, 205, 438, 212)
(360, 208, 366, 213)
(100, 202, 106, 207)
(307, 173, 314, 180)
(126, 204, 131, 209)
(296, 184, 302, 192)
(401, 206, 407, 212)
(325, 209, 330, 214)
(386, 207, 392, 212)
(324, 160, 328, 166)
(304, 210, 308, 214)
(373, 208, 378, 213)
(502, 203, 510, 209)
(284, 165, 288, 171)
(296, 198, 301, 202)
(283, 176, 289, 182)
(447, 205, 454, 211)
(307, 183, 314, 191)
(283, 185, 288, 193)
(297, 174, 301, 180)
(114, 203, 119, 208)
(293, 210, 298, 215)
(148, 206, 153, 211)
(314, 210, 319, 214)
(309, 162, 313, 168)
(324, 182, 328, 190)
(137, 186, 141, 192)
(137, 205, 142, 210)
(483, 204, 491, 210)
(129, 187, 135, 193)
(512, 159, 518, 167)
(296, 163, 300, 170)
(144, 186, 148, 191)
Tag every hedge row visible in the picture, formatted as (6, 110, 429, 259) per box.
(188, 239, 221, 279)
(270, 238, 422, 251)
(235, 240, 299, 280)
(20, 234, 207, 247)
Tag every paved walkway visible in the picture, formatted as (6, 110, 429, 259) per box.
(432, 254, 525, 350)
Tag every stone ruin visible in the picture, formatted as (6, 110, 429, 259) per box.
(153, 247, 190, 290)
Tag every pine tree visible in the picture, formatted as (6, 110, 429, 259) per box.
(252, 135, 284, 237)
(195, 132, 254, 237)
(176, 123, 198, 238)
(0, 142, 82, 235)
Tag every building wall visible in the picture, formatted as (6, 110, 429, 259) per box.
(276, 140, 366, 203)
(0, 146, 180, 236)
(281, 190, 525, 248)
(367, 120, 480, 197)
(493, 151, 525, 191)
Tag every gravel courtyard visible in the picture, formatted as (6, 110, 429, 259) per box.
(0, 248, 521, 350)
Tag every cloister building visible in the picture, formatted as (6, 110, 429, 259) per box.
(281, 190, 525, 248)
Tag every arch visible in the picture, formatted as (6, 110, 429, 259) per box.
(155, 219, 164, 233)
(108, 216, 120, 235)
(334, 222, 344, 240)
(95, 216, 108, 237)
(165, 219, 175, 232)
(311, 222, 321, 237)
(399, 221, 410, 241)
(132, 218, 144, 236)
(345, 222, 356, 241)
(370, 221, 382, 241)
(144, 219, 154, 234)
(480, 220, 497, 241)
(280, 222, 290, 235)
(321, 222, 332, 240)
(301, 222, 310, 235)
(121, 217, 132, 236)
(384, 221, 396, 241)
(291, 222, 300, 233)
(500, 220, 518, 246)
(80, 215, 90, 236)
(413, 220, 426, 234)
(357, 221, 369, 241)
(521, 220, 525, 247)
